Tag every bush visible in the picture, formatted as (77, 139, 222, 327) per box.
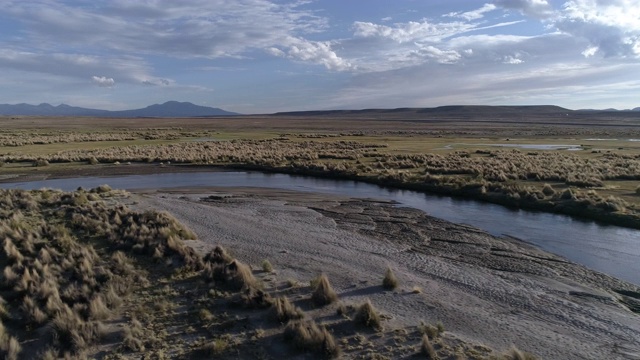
(261, 259, 273, 273)
(311, 274, 338, 306)
(420, 335, 437, 359)
(382, 267, 398, 290)
(354, 300, 382, 330)
(283, 320, 340, 358)
(271, 297, 304, 322)
(505, 346, 538, 360)
(33, 159, 49, 167)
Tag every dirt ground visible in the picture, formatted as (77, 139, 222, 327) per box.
(130, 187, 640, 360)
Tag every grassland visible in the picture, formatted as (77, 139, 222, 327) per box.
(1, 111, 640, 229)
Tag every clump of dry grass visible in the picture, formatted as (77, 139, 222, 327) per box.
(261, 259, 273, 273)
(204, 245, 233, 264)
(505, 346, 538, 360)
(420, 334, 438, 359)
(382, 266, 399, 290)
(272, 297, 304, 323)
(0, 321, 21, 360)
(122, 318, 145, 351)
(219, 260, 257, 291)
(311, 274, 338, 306)
(200, 337, 229, 355)
(283, 320, 340, 359)
(419, 321, 444, 339)
(354, 300, 382, 330)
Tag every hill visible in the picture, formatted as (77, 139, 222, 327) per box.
(273, 105, 573, 117)
(0, 101, 239, 117)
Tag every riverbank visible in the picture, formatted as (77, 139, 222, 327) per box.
(132, 186, 640, 359)
(3, 160, 639, 230)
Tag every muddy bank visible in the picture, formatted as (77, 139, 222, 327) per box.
(132, 187, 640, 360)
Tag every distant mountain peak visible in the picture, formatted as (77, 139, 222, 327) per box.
(0, 101, 239, 117)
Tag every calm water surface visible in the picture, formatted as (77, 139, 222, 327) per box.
(2, 171, 638, 285)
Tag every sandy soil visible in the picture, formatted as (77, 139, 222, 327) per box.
(130, 187, 640, 360)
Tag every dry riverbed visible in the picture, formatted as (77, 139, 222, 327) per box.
(131, 187, 640, 360)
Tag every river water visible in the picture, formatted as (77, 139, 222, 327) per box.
(1, 171, 638, 285)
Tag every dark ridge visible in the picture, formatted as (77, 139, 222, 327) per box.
(272, 105, 573, 117)
(0, 101, 239, 117)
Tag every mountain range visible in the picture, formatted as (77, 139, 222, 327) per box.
(0, 101, 239, 117)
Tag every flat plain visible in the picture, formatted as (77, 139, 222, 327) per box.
(0, 108, 639, 359)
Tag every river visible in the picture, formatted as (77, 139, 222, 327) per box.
(1, 171, 638, 285)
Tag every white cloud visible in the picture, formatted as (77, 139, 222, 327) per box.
(445, 3, 497, 21)
(282, 38, 353, 71)
(353, 20, 475, 43)
(0, 49, 158, 84)
(582, 46, 598, 57)
(91, 76, 115, 87)
(556, 0, 640, 57)
(416, 45, 461, 64)
(503, 55, 524, 64)
(4, 0, 328, 59)
(493, 0, 555, 18)
(1, 0, 639, 111)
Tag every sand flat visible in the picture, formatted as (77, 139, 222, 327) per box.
(132, 187, 640, 360)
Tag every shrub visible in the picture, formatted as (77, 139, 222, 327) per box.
(204, 246, 233, 265)
(123, 319, 145, 351)
(272, 297, 304, 322)
(223, 260, 257, 291)
(201, 338, 228, 355)
(91, 184, 112, 194)
(420, 335, 437, 359)
(354, 300, 382, 330)
(311, 274, 338, 306)
(33, 159, 49, 167)
(542, 183, 555, 196)
(419, 321, 443, 339)
(505, 346, 538, 360)
(88, 295, 110, 320)
(261, 259, 273, 273)
(283, 320, 340, 359)
(382, 267, 398, 290)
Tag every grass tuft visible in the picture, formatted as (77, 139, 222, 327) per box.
(284, 320, 340, 359)
(505, 346, 538, 360)
(311, 274, 338, 307)
(420, 334, 438, 359)
(272, 297, 304, 322)
(382, 266, 399, 290)
(261, 259, 273, 273)
(354, 300, 382, 330)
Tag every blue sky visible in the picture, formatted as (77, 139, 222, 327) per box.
(0, 0, 639, 113)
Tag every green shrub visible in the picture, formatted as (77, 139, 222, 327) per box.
(261, 259, 273, 273)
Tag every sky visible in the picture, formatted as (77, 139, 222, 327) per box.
(0, 0, 639, 113)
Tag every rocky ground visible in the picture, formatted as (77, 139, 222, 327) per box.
(131, 187, 640, 360)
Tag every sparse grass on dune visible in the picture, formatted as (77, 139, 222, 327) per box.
(0, 187, 540, 359)
(0, 188, 207, 358)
